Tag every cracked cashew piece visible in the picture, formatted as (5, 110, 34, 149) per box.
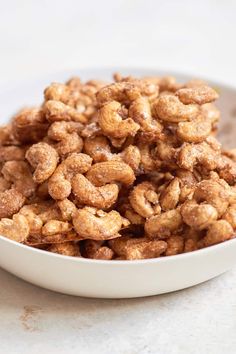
(129, 181, 159, 218)
(2, 160, 36, 197)
(72, 174, 119, 209)
(109, 236, 167, 260)
(181, 200, 218, 230)
(0, 214, 29, 242)
(86, 160, 135, 187)
(0, 188, 25, 218)
(153, 94, 199, 122)
(72, 207, 124, 240)
(98, 101, 140, 139)
(176, 85, 219, 105)
(145, 209, 182, 239)
(48, 153, 92, 200)
(26, 142, 59, 183)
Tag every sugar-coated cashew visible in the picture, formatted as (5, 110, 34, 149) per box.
(47, 121, 83, 157)
(129, 97, 163, 139)
(86, 160, 135, 187)
(0, 146, 25, 162)
(98, 101, 140, 139)
(83, 136, 112, 162)
(0, 188, 25, 218)
(48, 242, 81, 257)
(145, 209, 182, 239)
(200, 103, 220, 124)
(12, 108, 49, 143)
(72, 174, 119, 209)
(176, 86, 219, 105)
(194, 179, 231, 216)
(83, 240, 114, 260)
(153, 95, 199, 122)
(57, 199, 77, 221)
(129, 181, 159, 218)
(119, 145, 141, 173)
(109, 236, 167, 260)
(44, 83, 73, 105)
(177, 115, 212, 143)
(2, 161, 36, 197)
(18, 205, 43, 236)
(42, 220, 72, 236)
(159, 177, 181, 211)
(181, 201, 218, 230)
(44, 100, 87, 123)
(26, 142, 59, 183)
(222, 204, 236, 229)
(48, 153, 92, 200)
(201, 220, 234, 246)
(73, 207, 125, 240)
(165, 236, 184, 256)
(184, 238, 198, 253)
(0, 214, 29, 242)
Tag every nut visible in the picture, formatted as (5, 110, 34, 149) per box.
(176, 85, 219, 105)
(129, 181, 159, 218)
(201, 220, 234, 246)
(44, 100, 87, 123)
(159, 177, 181, 211)
(181, 200, 218, 230)
(145, 209, 182, 239)
(0, 188, 25, 218)
(165, 236, 184, 256)
(0, 214, 29, 242)
(48, 242, 81, 256)
(26, 142, 59, 183)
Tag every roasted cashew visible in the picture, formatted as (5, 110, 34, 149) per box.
(26, 142, 59, 183)
(176, 85, 219, 105)
(129, 181, 159, 218)
(72, 174, 119, 209)
(86, 160, 135, 187)
(0, 146, 25, 162)
(0, 188, 25, 218)
(177, 115, 212, 143)
(42, 220, 72, 236)
(44, 100, 87, 123)
(48, 242, 81, 257)
(165, 236, 184, 256)
(98, 101, 140, 139)
(201, 220, 234, 246)
(145, 209, 182, 239)
(181, 200, 218, 230)
(73, 207, 124, 240)
(48, 153, 92, 200)
(159, 177, 181, 211)
(2, 161, 36, 197)
(153, 94, 199, 122)
(0, 214, 29, 242)
(47, 121, 83, 157)
(83, 240, 114, 260)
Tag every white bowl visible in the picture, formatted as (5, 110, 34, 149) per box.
(0, 67, 236, 299)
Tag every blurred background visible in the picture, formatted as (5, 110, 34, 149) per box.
(0, 0, 235, 89)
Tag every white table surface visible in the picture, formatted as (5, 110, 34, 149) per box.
(1, 1, 236, 353)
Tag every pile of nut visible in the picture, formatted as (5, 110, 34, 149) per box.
(0, 73, 236, 260)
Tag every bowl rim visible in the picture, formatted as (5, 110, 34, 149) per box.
(1, 66, 236, 266)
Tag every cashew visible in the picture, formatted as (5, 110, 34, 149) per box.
(98, 101, 140, 139)
(12, 108, 49, 143)
(0, 189, 25, 218)
(73, 207, 125, 240)
(0, 146, 25, 162)
(48, 242, 81, 257)
(200, 103, 220, 125)
(165, 236, 184, 256)
(57, 199, 77, 221)
(44, 100, 87, 123)
(0, 214, 29, 242)
(86, 160, 135, 187)
(109, 236, 167, 260)
(26, 142, 59, 183)
(42, 220, 72, 236)
(48, 153, 92, 200)
(181, 201, 218, 230)
(47, 121, 83, 157)
(222, 204, 236, 229)
(72, 174, 119, 209)
(177, 115, 212, 143)
(153, 94, 199, 122)
(145, 209, 182, 239)
(83, 136, 112, 162)
(159, 177, 181, 211)
(44, 83, 73, 105)
(176, 85, 219, 105)
(2, 161, 36, 197)
(83, 240, 114, 260)
(194, 179, 231, 216)
(129, 181, 159, 218)
(202, 220, 234, 246)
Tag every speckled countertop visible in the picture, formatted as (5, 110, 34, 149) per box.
(1, 267, 236, 354)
